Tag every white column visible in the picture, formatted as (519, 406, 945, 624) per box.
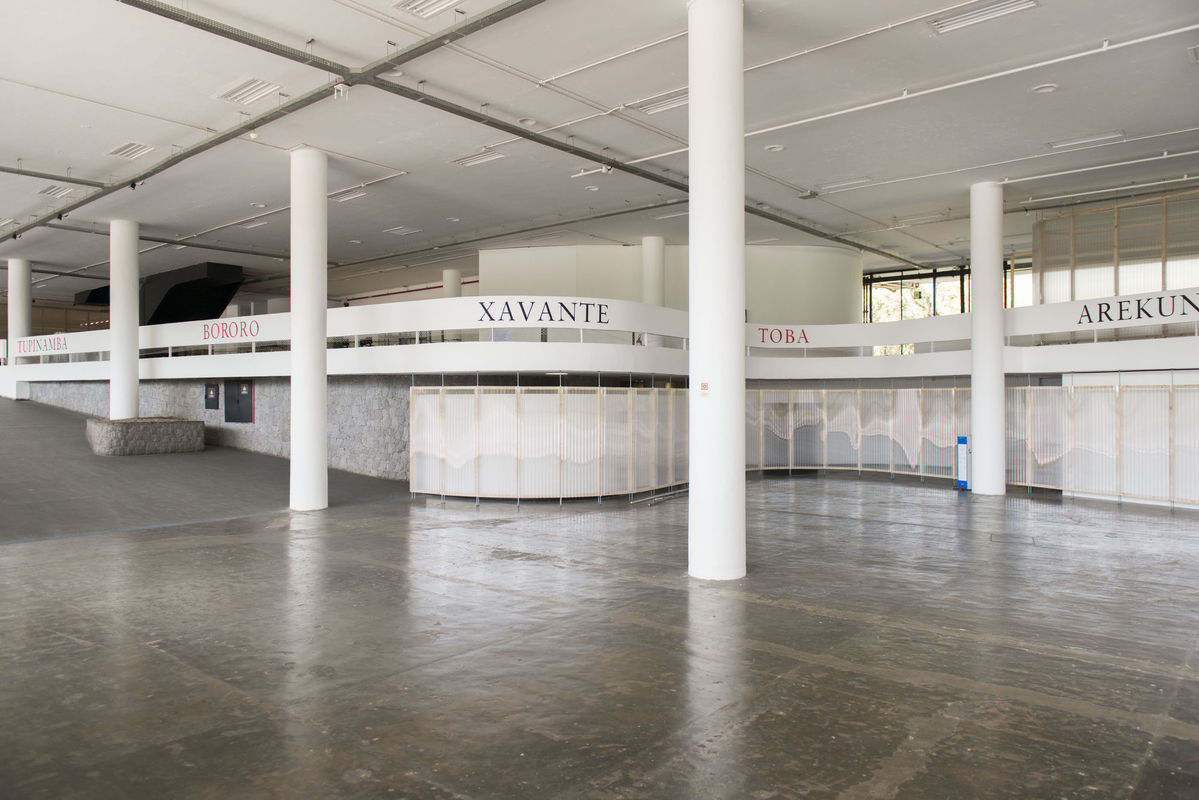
(109, 220, 140, 419)
(641, 236, 665, 306)
(687, 0, 746, 580)
(289, 147, 329, 511)
(442, 268, 462, 298)
(970, 181, 1006, 495)
(7, 258, 32, 363)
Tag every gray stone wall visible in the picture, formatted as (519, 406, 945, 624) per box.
(28, 376, 412, 480)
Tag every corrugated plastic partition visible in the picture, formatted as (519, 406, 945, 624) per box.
(410, 386, 688, 499)
(413, 386, 1199, 504)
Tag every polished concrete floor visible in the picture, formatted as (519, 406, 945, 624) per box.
(2, 399, 1199, 798)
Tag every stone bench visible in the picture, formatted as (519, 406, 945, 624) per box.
(86, 417, 205, 456)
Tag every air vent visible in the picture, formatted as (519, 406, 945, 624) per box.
(384, 225, 422, 236)
(394, 0, 464, 18)
(217, 78, 282, 105)
(928, 0, 1037, 34)
(1188, 45, 1199, 64)
(38, 185, 73, 199)
(108, 141, 155, 160)
(329, 187, 367, 202)
(452, 149, 505, 167)
(817, 176, 872, 192)
(634, 89, 689, 115)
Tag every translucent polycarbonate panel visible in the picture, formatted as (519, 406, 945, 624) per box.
(859, 390, 891, 472)
(1037, 217, 1072, 303)
(1005, 388, 1028, 486)
(1175, 387, 1199, 504)
(561, 389, 602, 498)
(791, 390, 825, 469)
(1028, 388, 1068, 488)
(745, 390, 762, 469)
(1165, 204, 1199, 289)
(1117, 219, 1164, 295)
(921, 389, 956, 478)
(517, 388, 561, 498)
(442, 388, 478, 496)
(672, 390, 688, 484)
(1068, 387, 1118, 495)
(1120, 386, 1170, 501)
(954, 388, 971, 440)
(826, 391, 860, 470)
(761, 390, 791, 469)
(632, 389, 656, 491)
(603, 389, 632, 495)
(410, 388, 443, 494)
(478, 388, 518, 497)
(655, 388, 672, 486)
(892, 389, 921, 474)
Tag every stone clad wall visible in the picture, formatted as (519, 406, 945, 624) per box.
(28, 376, 412, 480)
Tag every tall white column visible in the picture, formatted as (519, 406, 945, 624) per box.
(109, 220, 140, 419)
(687, 0, 746, 580)
(442, 268, 462, 298)
(290, 147, 329, 511)
(641, 236, 665, 306)
(970, 181, 1006, 495)
(7, 258, 32, 363)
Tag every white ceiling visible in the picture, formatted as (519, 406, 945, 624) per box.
(2, 0, 1197, 303)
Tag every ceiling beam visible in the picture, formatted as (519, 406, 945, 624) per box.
(0, 165, 106, 189)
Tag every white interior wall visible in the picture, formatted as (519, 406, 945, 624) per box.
(482, 244, 862, 325)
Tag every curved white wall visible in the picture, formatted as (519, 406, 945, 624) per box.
(480, 243, 863, 324)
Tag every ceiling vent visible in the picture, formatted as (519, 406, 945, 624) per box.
(633, 89, 689, 115)
(38, 185, 73, 199)
(452, 149, 505, 167)
(108, 142, 155, 160)
(1188, 45, 1199, 64)
(394, 0, 464, 19)
(217, 78, 282, 105)
(329, 187, 368, 202)
(384, 225, 422, 236)
(928, 0, 1037, 34)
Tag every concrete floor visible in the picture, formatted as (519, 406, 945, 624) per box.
(2, 400, 1199, 798)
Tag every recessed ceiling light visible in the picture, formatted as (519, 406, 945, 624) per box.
(349, 239, 362, 245)
(1047, 130, 1125, 149)
(452, 149, 505, 167)
(250, 202, 266, 208)
(393, 0, 463, 18)
(817, 176, 872, 191)
(217, 78, 282, 105)
(329, 187, 367, 202)
(763, 144, 785, 152)
(446, 217, 460, 222)
(38, 184, 73, 199)
(928, 0, 1037, 35)
(384, 225, 422, 236)
(633, 89, 689, 115)
(654, 210, 689, 219)
(108, 141, 155, 160)
(584, 185, 599, 191)
(518, 118, 537, 127)
(748, 237, 780, 244)
(172, 245, 187, 250)
(1030, 83, 1058, 94)
(241, 220, 268, 229)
